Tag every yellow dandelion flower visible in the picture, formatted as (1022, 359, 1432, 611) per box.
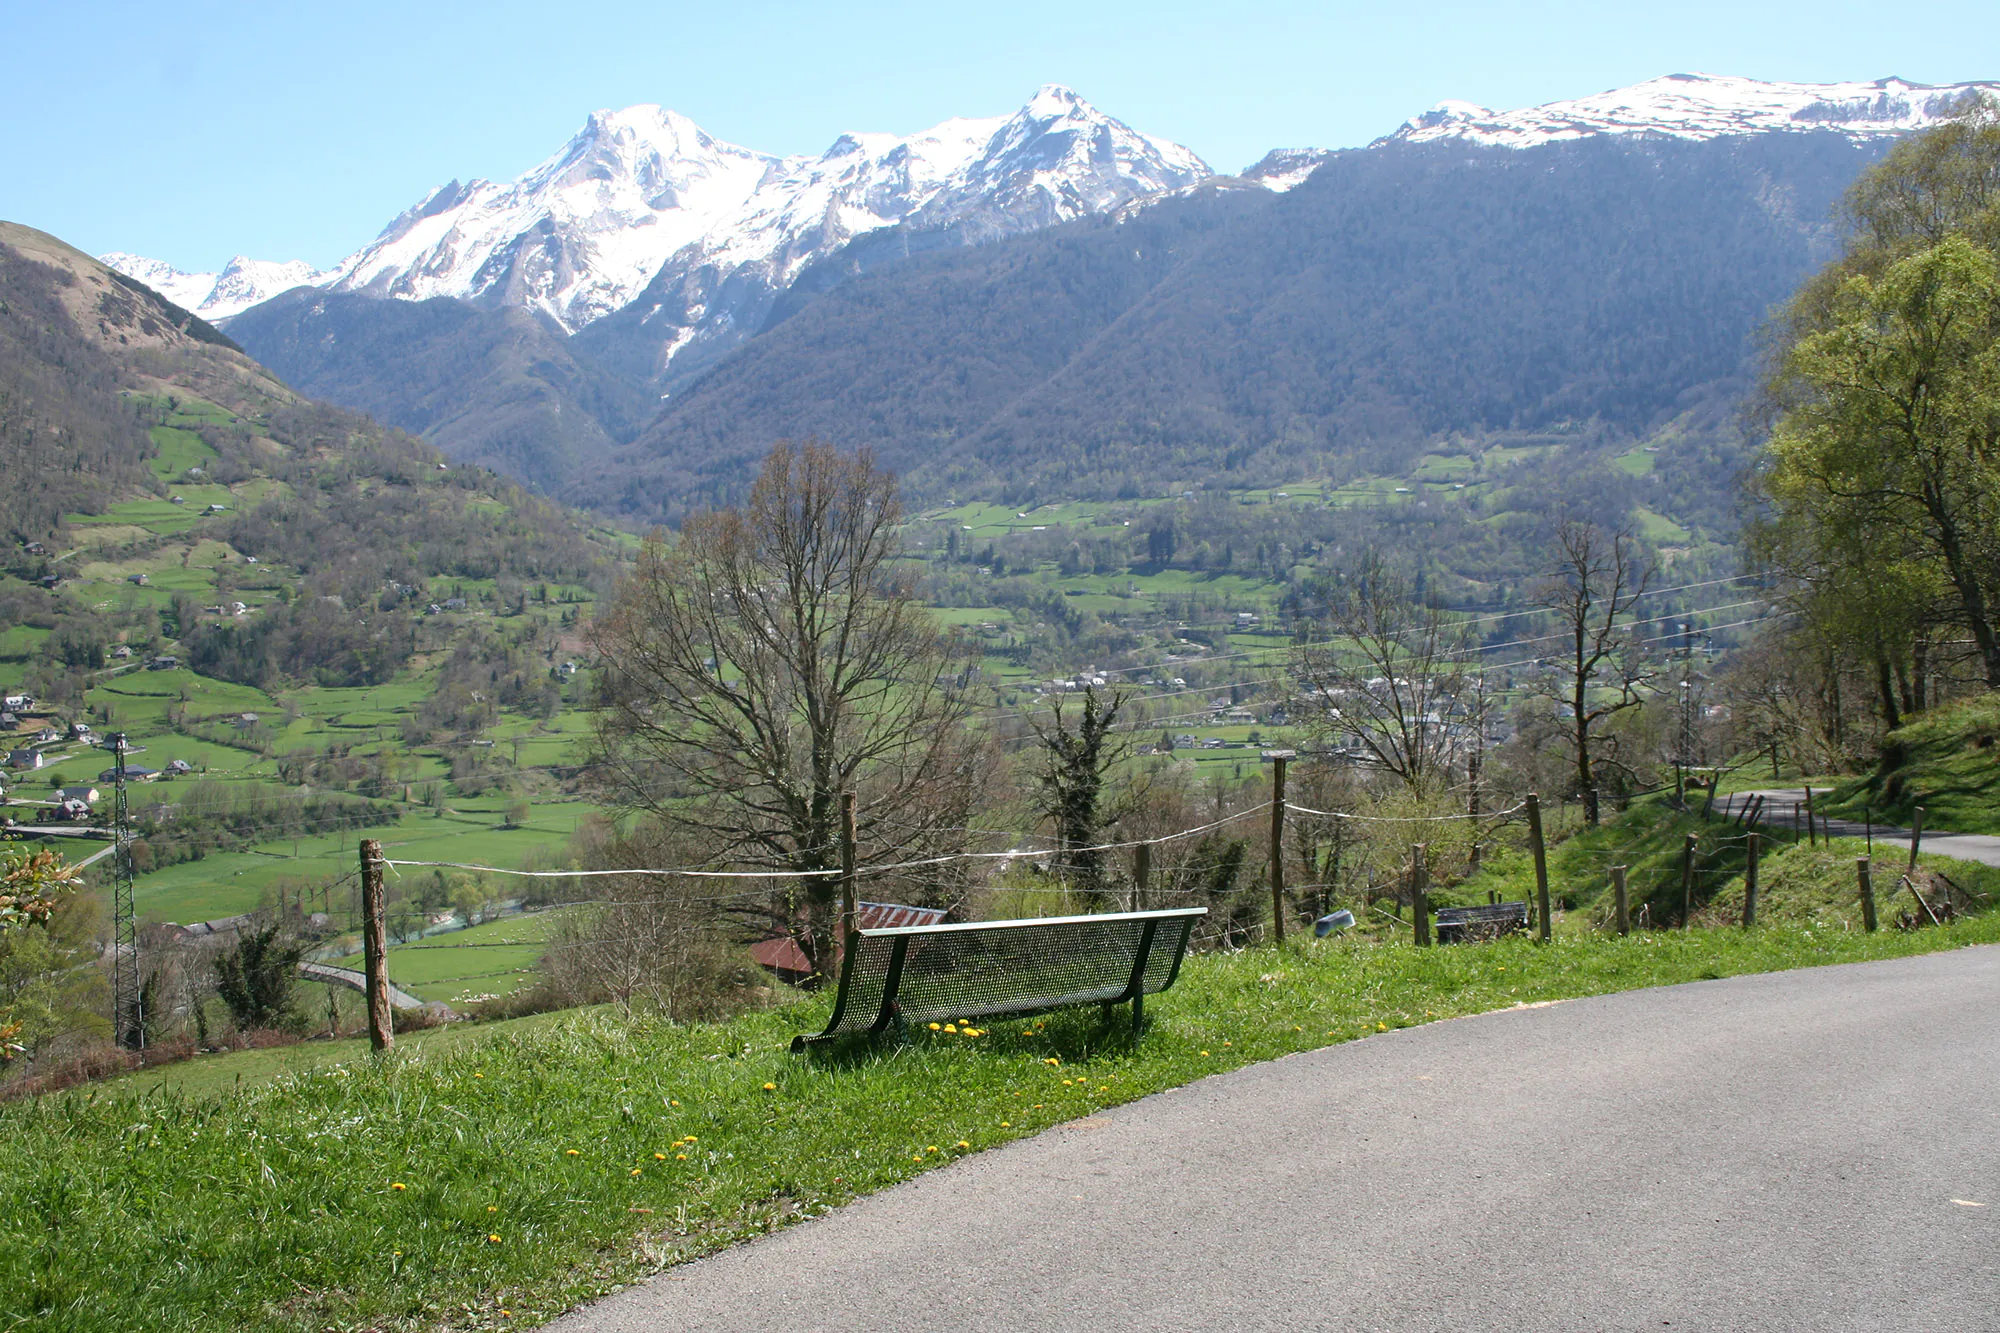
(488, 1234, 503, 1244)
(654, 1152, 667, 1160)
(762, 1082, 777, 1091)
(1223, 1041, 1232, 1047)
(565, 1149, 580, 1157)
(956, 1140, 971, 1149)
(676, 1154, 688, 1161)
(630, 1168, 643, 1176)
(684, 1136, 697, 1143)
(1376, 1022, 1387, 1031)
(474, 1072, 485, 1079)
(487, 1205, 498, 1213)
(928, 1022, 942, 1031)
(1044, 1057, 1060, 1066)
(1062, 1078, 1073, 1086)
(390, 1182, 406, 1191)
(670, 1099, 681, 1106)
(1200, 1050, 1210, 1056)
(942, 1025, 957, 1034)
(912, 1154, 923, 1162)
(999, 1120, 1011, 1128)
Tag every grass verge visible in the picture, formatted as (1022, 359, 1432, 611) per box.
(5, 906, 1999, 1331)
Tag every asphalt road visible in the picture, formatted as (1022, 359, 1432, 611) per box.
(1715, 788, 2000, 869)
(551, 947, 2000, 1332)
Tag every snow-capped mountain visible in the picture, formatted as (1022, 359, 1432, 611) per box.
(330, 85, 1205, 349)
(1238, 148, 1332, 192)
(1388, 73, 1999, 149)
(327, 105, 777, 333)
(103, 86, 1208, 352)
(593, 85, 1212, 384)
(99, 252, 326, 320)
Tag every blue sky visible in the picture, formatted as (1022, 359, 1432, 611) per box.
(6, 0, 1998, 271)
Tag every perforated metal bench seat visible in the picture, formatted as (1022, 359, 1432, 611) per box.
(792, 907, 1206, 1052)
(1434, 901, 1530, 944)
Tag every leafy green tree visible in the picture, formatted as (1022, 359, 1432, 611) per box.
(1029, 686, 1127, 892)
(1764, 236, 2000, 688)
(213, 925, 306, 1033)
(1761, 100, 2000, 692)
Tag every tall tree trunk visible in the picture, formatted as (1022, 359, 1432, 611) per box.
(1876, 650, 1903, 732)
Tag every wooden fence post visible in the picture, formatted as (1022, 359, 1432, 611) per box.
(1743, 833, 1760, 929)
(1857, 856, 1878, 933)
(839, 792, 858, 966)
(1611, 864, 1629, 937)
(1269, 756, 1287, 946)
(1133, 840, 1151, 913)
(1679, 833, 1698, 928)
(359, 839, 392, 1053)
(1411, 844, 1429, 948)
(1526, 793, 1550, 943)
(1803, 787, 1816, 847)
(1907, 806, 1926, 877)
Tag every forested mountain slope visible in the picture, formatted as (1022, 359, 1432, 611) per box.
(591, 132, 1885, 517)
(224, 289, 652, 493)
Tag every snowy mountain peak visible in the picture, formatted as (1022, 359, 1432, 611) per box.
(1388, 74, 2000, 149)
(98, 251, 326, 320)
(306, 88, 1207, 337)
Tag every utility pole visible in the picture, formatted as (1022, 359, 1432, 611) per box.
(109, 732, 141, 1050)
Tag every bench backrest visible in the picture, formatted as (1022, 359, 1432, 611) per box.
(1435, 903, 1529, 925)
(807, 907, 1206, 1044)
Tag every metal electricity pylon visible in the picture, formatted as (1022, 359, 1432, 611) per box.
(109, 731, 141, 1049)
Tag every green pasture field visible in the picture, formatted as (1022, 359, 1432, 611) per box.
(145, 424, 218, 480)
(0, 626, 48, 661)
(335, 910, 569, 1004)
(1612, 444, 1659, 476)
(123, 798, 605, 925)
(1632, 507, 1693, 544)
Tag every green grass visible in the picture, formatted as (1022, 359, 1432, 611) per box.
(0, 626, 49, 661)
(1631, 506, 1692, 544)
(94, 1011, 575, 1101)
(8, 915, 1999, 1331)
(127, 800, 604, 925)
(335, 911, 568, 1004)
(146, 425, 218, 482)
(1823, 693, 2000, 835)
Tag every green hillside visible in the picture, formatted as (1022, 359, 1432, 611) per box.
(0, 223, 628, 940)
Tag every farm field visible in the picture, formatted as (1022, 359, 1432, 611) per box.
(333, 908, 569, 1004)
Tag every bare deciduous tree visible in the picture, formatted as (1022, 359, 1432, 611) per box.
(1529, 522, 1654, 815)
(589, 441, 982, 971)
(1291, 555, 1476, 795)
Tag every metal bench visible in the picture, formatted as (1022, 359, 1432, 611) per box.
(792, 907, 1206, 1052)
(1434, 901, 1530, 944)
